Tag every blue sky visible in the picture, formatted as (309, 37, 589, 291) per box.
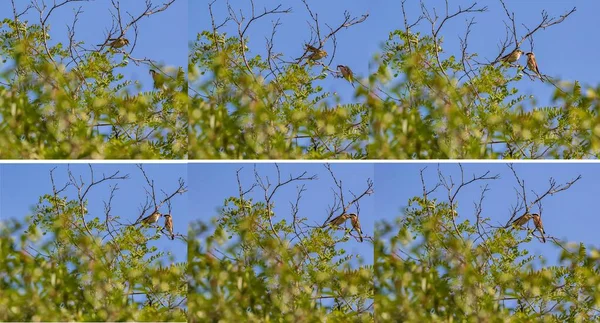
(192, 0, 372, 101)
(189, 163, 375, 265)
(376, 162, 599, 265)
(192, 0, 598, 106)
(0, 0, 187, 93)
(0, 163, 188, 265)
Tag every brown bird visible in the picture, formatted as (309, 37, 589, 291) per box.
(300, 44, 327, 61)
(499, 49, 524, 64)
(532, 213, 546, 243)
(97, 37, 129, 49)
(307, 49, 327, 61)
(525, 52, 543, 80)
(350, 214, 363, 242)
(149, 69, 166, 90)
(337, 65, 355, 88)
(139, 211, 161, 226)
(163, 214, 174, 240)
(510, 213, 532, 228)
(305, 44, 320, 53)
(326, 213, 350, 228)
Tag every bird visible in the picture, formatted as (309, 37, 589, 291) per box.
(532, 213, 546, 243)
(97, 37, 129, 49)
(509, 212, 532, 228)
(499, 49, 524, 64)
(305, 44, 321, 54)
(337, 65, 355, 88)
(525, 52, 543, 80)
(300, 44, 327, 61)
(163, 214, 174, 240)
(325, 213, 350, 228)
(149, 69, 166, 90)
(139, 211, 161, 226)
(350, 214, 363, 242)
(306, 49, 327, 61)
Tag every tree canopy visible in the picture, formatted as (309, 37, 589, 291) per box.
(0, 165, 187, 321)
(3, 0, 598, 159)
(188, 164, 374, 321)
(0, 0, 187, 159)
(376, 164, 600, 321)
(192, 0, 599, 159)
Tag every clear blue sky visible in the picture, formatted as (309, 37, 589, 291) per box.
(189, 163, 375, 265)
(0, 163, 188, 265)
(376, 162, 599, 265)
(192, 0, 598, 106)
(0, 0, 187, 92)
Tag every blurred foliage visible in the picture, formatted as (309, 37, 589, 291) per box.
(191, 8, 600, 159)
(370, 30, 600, 158)
(376, 171, 600, 321)
(0, 169, 186, 321)
(190, 29, 369, 159)
(0, 15, 187, 159)
(188, 171, 373, 321)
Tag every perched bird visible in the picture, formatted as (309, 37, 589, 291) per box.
(326, 213, 350, 228)
(139, 211, 161, 226)
(499, 49, 524, 64)
(305, 44, 321, 53)
(149, 69, 166, 90)
(97, 37, 130, 49)
(163, 214, 174, 240)
(301, 44, 327, 61)
(509, 213, 532, 228)
(307, 49, 327, 61)
(337, 65, 355, 88)
(525, 52, 543, 79)
(350, 214, 363, 242)
(532, 213, 546, 243)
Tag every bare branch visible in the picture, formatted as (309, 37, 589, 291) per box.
(506, 164, 581, 227)
(494, 0, 575, 63)
(323, 164, 374, 227)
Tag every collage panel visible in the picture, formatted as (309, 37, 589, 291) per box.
(188, 163, 374, 321)
(191, 0, 600, 160)
(1, 0, 600, 321)
(190, 1, 371, 159)
(0, 0, 597, 160)
(0, 1, 187, 159)
(375, 163, 600, 321)
(1, 162, 600, 321)
(0, 163, 188, 321)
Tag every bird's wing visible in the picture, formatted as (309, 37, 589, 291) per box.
(511, 215, 522, 224)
